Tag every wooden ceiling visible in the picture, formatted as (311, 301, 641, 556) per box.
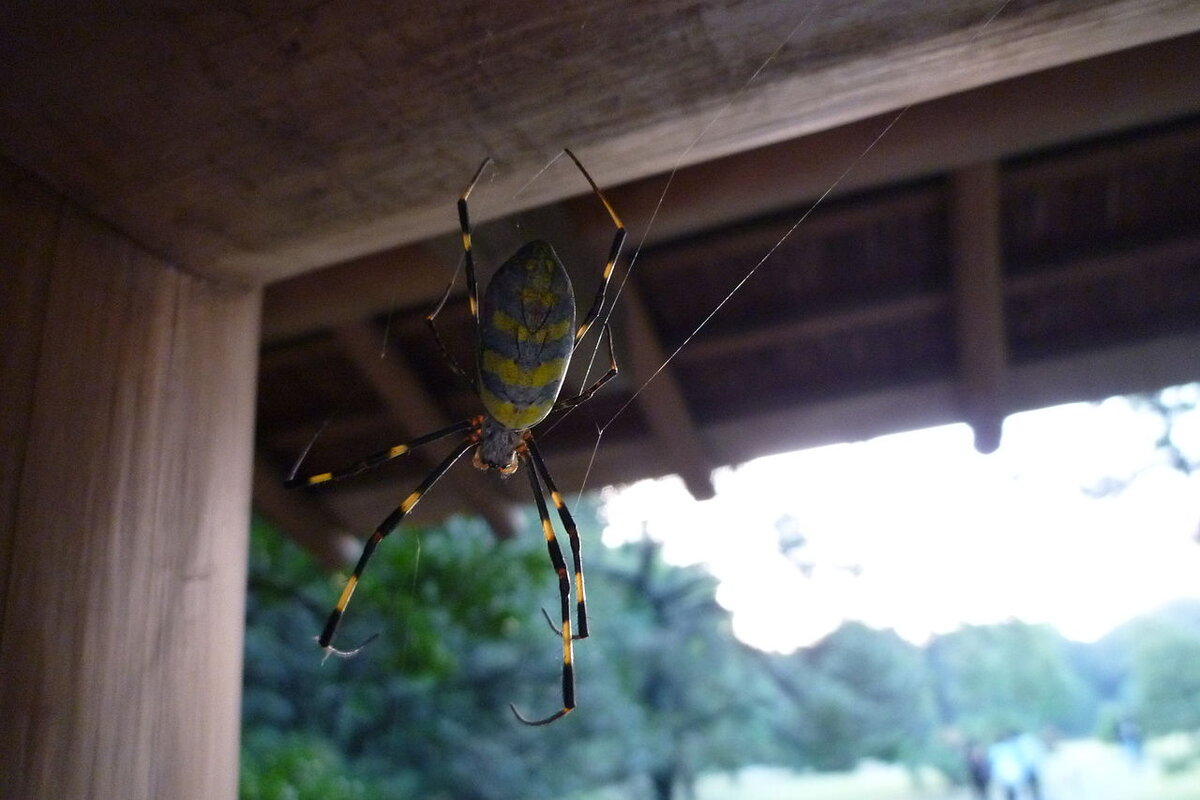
(4, 2, 1200, 563)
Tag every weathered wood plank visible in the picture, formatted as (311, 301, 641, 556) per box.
(261, 35, 1200, 343)
(2, 0, 1195, 283)
(0, 161, 259, 800)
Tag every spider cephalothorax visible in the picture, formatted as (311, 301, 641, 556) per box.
(472, 415, 525, 475)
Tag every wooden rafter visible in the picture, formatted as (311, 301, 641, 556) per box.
(677, 295, 949, 364)
(252, 455, 350, 569)
(621, 282, 716, 500)
(332, 322, 518, 539)
(259, 36, 1200, 345)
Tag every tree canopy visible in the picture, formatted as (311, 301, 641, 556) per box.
(242, 507, 1200, 799)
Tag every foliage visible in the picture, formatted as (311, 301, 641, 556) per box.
(578, 538, 780, 799)
(1087, 385, 1199, 496)
(1129, 617, 1200, 736)
(242, 512, 575, 799)
(242, 508, 1200, 798)
(927, 621, 1096, 737)
(1078, 600, 1200, 740)
(241, 729, 397, 800)
(761, 623, 938, 771)
(241, 508, 771, 800)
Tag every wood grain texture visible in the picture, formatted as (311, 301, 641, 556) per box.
(261, 33, 1200, 345)
(0, 160, 260, 800)
(2, 0, 1196, 284)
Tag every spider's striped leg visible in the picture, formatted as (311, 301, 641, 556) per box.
(317, 436, 475, 657)
(510, 454, 575, 726)
(424, 156, 493, 388)
(554, 323, 618, 413)
(425, 273, 475, 389)
(526, 437, 589, 641)
(563, 149, 626, 342)
(458, 157, 493, 327)
(286, 419, 475, 489)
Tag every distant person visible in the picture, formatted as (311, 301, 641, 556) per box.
(965, 740, 991, 799)
(1016, 731, 1046, 800)
(988, 731, 1025, 800)
(1117, 718, 1143, 765)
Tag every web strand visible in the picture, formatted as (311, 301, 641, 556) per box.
(559, 2, 826, 499)
(573, 0, 1015, 498)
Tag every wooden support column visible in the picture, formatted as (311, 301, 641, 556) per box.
(949, 162, 1008, 454)
(0, 162, 260, 799)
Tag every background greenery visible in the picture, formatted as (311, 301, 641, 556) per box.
(240, 495, 1200, 800)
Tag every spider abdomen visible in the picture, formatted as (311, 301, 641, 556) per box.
(477, 240, 576, 430)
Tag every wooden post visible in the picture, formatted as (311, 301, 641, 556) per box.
(0, 162, 260, 799)
(950, 162, 1008, 454)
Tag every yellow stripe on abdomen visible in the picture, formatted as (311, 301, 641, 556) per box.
(480, 350, 568, 389)
(490, 310, 572, 343)
(479, 388, 555, 429)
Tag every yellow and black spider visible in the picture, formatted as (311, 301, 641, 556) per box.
(287, 150, 626, 726)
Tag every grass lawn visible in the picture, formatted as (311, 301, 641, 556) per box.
(687, 737, 1200, 800)
(695, 763, 948, 800)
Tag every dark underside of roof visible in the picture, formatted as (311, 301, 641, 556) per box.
(256, 114, 1200, 549)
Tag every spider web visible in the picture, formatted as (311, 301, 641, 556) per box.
(295, 0, 1018, 601)
(558, 0, 1017, 503)
(293, 0, 1019, 517)
(283, 0, 1018, 684)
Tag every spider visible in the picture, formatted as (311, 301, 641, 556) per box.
(287, 150, 626, 726)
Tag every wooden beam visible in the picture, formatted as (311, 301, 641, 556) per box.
(260, 408, 389, 457)
(949, 162, 1007, 453)
(332, 322, 518, 539)
(1005, 114, 1200, 187)
(262, 242, 453, 343)
(0, 160, 256, 799)
(260, 36, 1200, 343)
(700, 332, 1200, 469)
(252, 455, 352, 570)
(312, 226, 1200, 521)
(1008, 234, 1200, 296)
(335, 327, 1200, 521)
(621, 282, 716, 500)
(677, 295, 949, 364)
(599, 34, 1200, 250)
(200, 0, 1200, 280)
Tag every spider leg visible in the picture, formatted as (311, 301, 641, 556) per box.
(422, 156, 494, 390)
(554, 323, 618, 413)
(317, 436, 475, 657)
(286, 419, 475, 489)
(425, 272, 476, 389)
(510, 452, 574, 726)
(563, 149, 626, 343)
(458, 157, 493, 327)
(525, 437, 589, 640)
(539, 606, 587, 640)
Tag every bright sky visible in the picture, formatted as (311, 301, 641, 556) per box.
(601, 384, 1200, 652)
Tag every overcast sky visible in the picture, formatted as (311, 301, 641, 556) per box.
(601, 384, 1200, 651)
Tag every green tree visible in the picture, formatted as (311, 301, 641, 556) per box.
(1086, 384, 1199, 496)
(578, 537, 779, 800)
(762, 623, 938, 771)
(927, 621, 1096, 737)
(1129, 618, 1200, 735)
(241, 729, 396, 800)
(242, 513, 592, 800)
(242, 507, 782, 799)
